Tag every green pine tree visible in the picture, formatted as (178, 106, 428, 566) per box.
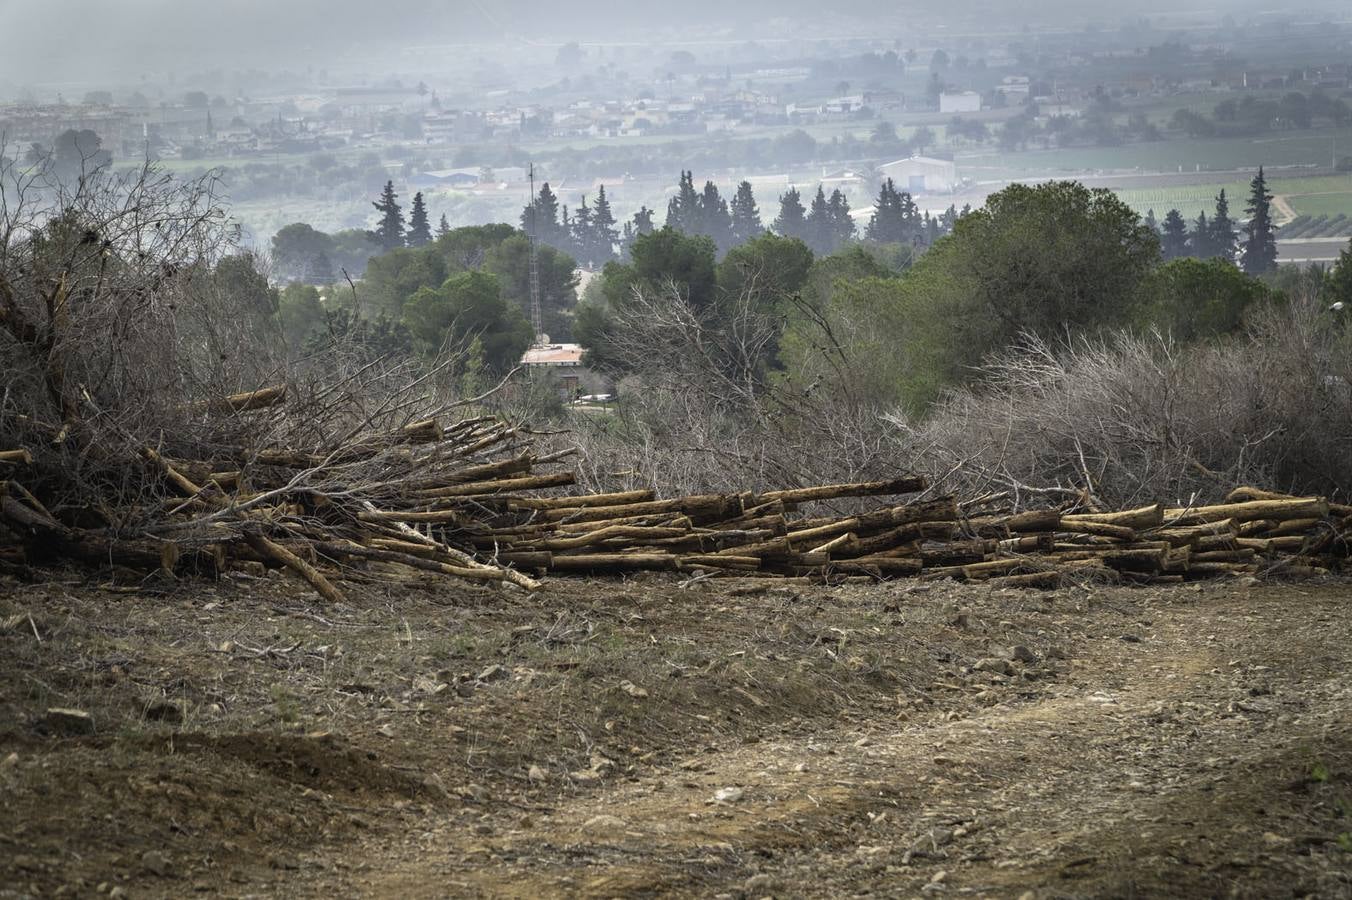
(772, 188, 808, 242)
(805, 186, 835, 255)
(406, 191, 432, 247)
(572, 195, 595, 265)
(592, 185, 619, 263)
(522, 182, 562, 248)
(827, 188, 856, 250)
(1241, 167, 1278, 275)
(368, 181, 405, 253)
(665, 171, 701, 234)
(729, 180, 764, 246)
(1209, 189, 1238, 263)
(620, 206, 655, 259)
(865, 178, 921, 244)
(698, 180, 734, 252)
(1190, 210, 1215, 259)
(1161, 208, 1189, 259)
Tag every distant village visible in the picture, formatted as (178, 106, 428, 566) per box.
(8, 34, 1348, 201)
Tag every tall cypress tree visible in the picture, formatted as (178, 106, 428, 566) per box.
(1209, 189, 1238, 263)
(436, 213, 451, 238)
(1241, 167, 1278, 275)
(773, 188, 808, 242)
(406, 191, 432, 247)
(620, 206, 656, 260)
(866, 178, 921, 244)
(827, 188, 856, 250)
(805, 186, 834, 255)
(572, 196, 594, 264)
(1189, 210, 1215, 259)
(665, 170, 701, 233)
(1143, 208, 1159, 234)
(698, 180, 734, 252)
(729, 180, 764, 246)
(522, 182, 562, 248)
(558, 204, 574, 257)
(632, 206, 655, 236)
(1161, 208, 1189, 259)
(368, 180, 405, 252)
(591, 185, 619, 263)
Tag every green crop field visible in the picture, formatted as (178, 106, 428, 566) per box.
(1105, 173, 1352, 222)
(958, 127, 1350, 180)
(1285, 191, 1352, 217)
(1111, 182, 1249, 219)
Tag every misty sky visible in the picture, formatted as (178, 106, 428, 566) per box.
(0, 0, 1340, 88)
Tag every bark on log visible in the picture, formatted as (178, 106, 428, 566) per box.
(1053, 547, 1167, 572)
(964, 508, 1061, 535)
(827, 557, 923, 575)
(755, 475, 925, 505)
(312, 541, 518, 583)
(1057, 520, 1136, 541)
(530, 525, 690, 551)
(989, 571, 1062, 589)
(539, 495, 735, 524)
(1224, 486, 1296, 504)
(415, 472, 576, 499)
(508, 490, 655, 511)
(679, 554, 762, 570)
(244, 532, 345, 603)
(1062, 503, 1164, 530)
(923, 558, 1029, 580)
(546, 553, 679, 572)
(199, 384, 287, 415)
(1163, 498, 1328, 526)
(1266, 517, 1324, 537)
(1191, 548, 1257, 564)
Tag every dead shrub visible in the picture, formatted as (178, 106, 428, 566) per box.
(894, 290, 1352, 507)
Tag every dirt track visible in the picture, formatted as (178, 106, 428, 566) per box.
(2, 576, 1350, 898)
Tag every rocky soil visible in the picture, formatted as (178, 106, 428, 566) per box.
(1, 573, 1349, 898)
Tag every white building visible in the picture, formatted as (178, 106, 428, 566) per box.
(877, 156, 959, 194)
(939, 91, 982, 114)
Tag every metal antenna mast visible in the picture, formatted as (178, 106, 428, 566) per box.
(527, 163, 544, 345)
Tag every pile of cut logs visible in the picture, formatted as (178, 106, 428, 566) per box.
(457, 481, 1349, 588)
(1, 400, 1347, 602)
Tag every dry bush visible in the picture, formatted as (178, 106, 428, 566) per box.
(0, 162, 484, 532)
(563, 281, 909, 498)
(561, 273, 1351, 509)
(895, 290, 1352, 507)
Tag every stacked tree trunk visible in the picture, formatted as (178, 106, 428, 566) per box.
(446, 481, 1349, 588)
(1, 402, 1348, 602)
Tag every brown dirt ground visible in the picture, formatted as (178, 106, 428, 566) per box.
(1, 571, 1350, 898)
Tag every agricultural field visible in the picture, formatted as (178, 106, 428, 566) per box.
(1276, 213, 1352, 240)
(1108, 173, 1352, 222)
(959, 126, 1352, 180)
(1284, 188, 1352, 218)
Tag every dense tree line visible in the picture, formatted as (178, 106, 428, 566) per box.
(521, 173, 959, 265)
(1150, 169, 1279, 275)
(257, 166, 1322, 419)
(572, 176, 1314, 416)
(1171, 90, 1352, 139)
